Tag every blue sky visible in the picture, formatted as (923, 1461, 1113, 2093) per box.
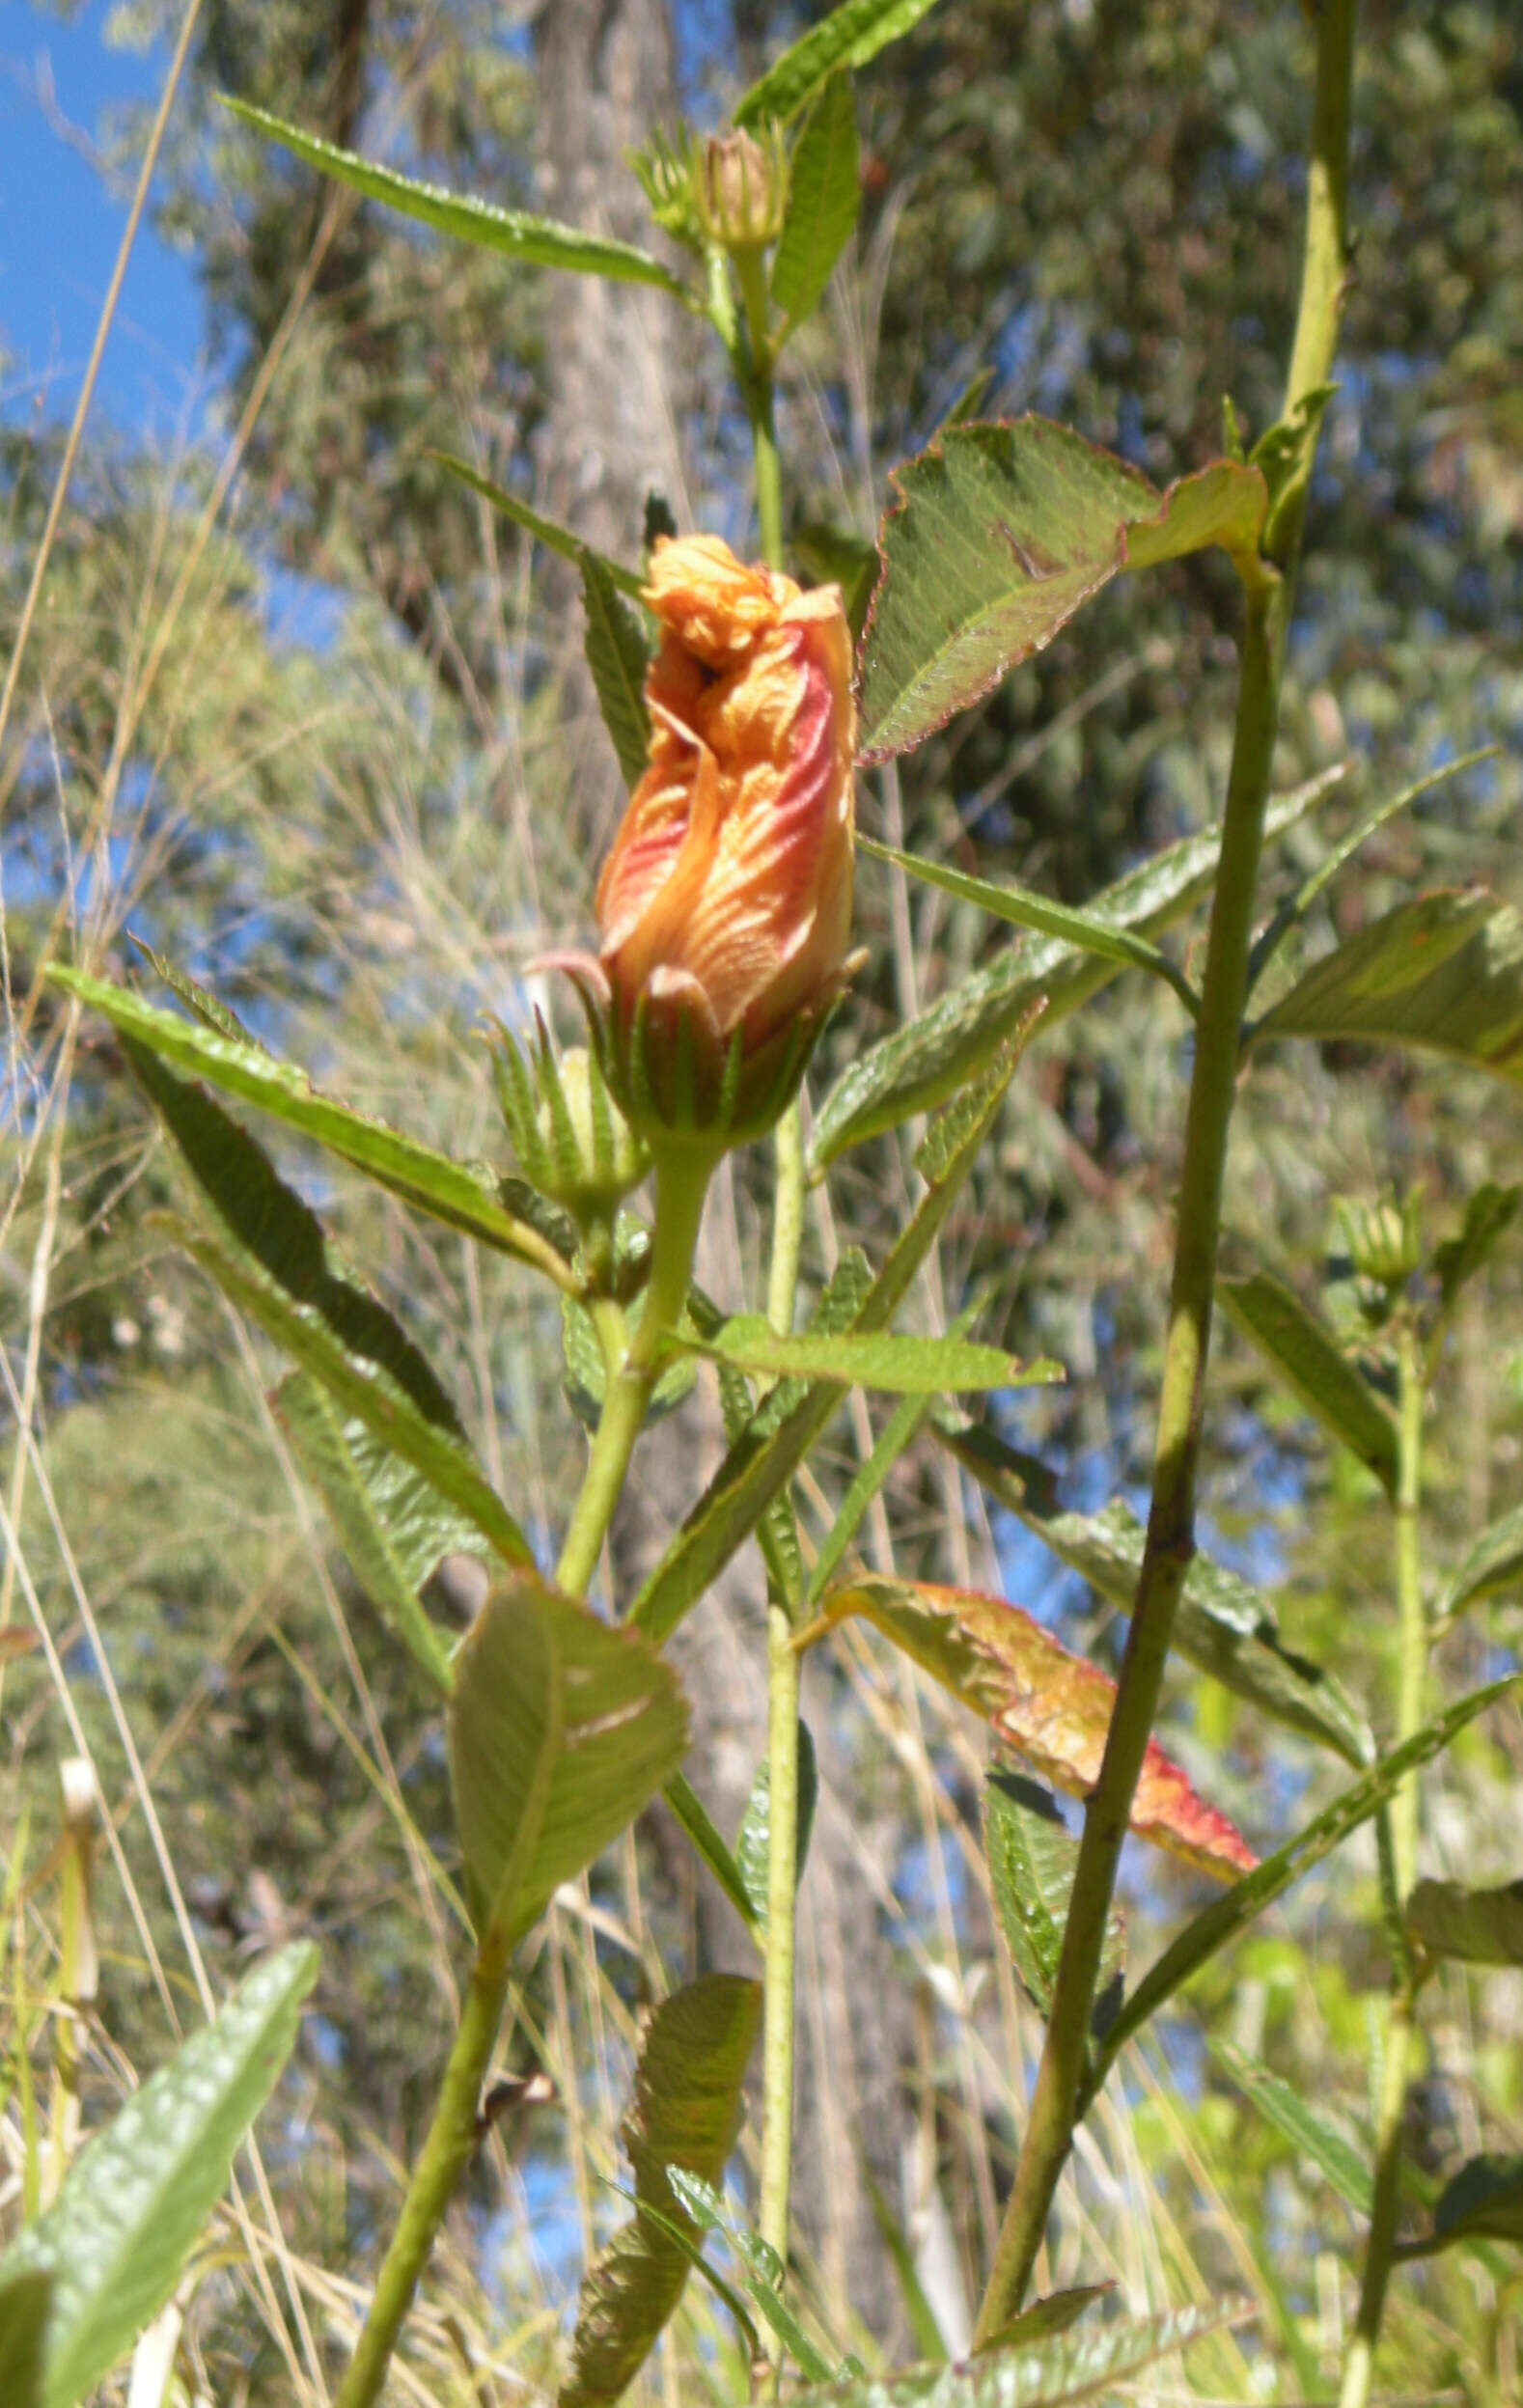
(1, 3, 205, 431)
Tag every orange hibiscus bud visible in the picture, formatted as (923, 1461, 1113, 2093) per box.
(568, 534, 856, 1151)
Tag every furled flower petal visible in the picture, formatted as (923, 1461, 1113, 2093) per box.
(590, 533, 856, 1144)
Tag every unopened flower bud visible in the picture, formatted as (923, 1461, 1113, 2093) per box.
(553, 534, 856, 1153)
(1338, 1194, 1423, 1289)
(696, 125, 789, 251)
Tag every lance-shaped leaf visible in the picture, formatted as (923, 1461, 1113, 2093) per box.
(1219, 1268, 1398, 1496)
(734, 0, 944, 126)
(1209, 2038, 1372, 2214)
(667, 2172, 837, 2379)
(1396, 2156, 1523, 2258)
(121, 1043, 532, 1566)
(1438, 1500, 1523, 1622)
(0, 1945, 317, 2408)
(735, 1723, 818, 1932)
(938, 1420, 1372, 1767)
(126, 938, 263, 1047)
(817, 1574, 1257, 1879)
(582, 554, 652, 788)
(1406, 1878, 1523, 1968)
(429, 454, 646, 595)
(1433, 1182, 1522, 1315)
(665, 1315, 1061, 1396)
(978, 2289, 1113, 2355)
(1083, 1676, 1519, 2106)
(985, 1772, 1125, 2026)
(1253, 889, 1523, 1087)
(812, 771, 1342, 1167)
(858, 835, 1196, 1011)
(274, 1375, 464, 1695)
(562, 1975, 762, 2408)
(449, 1574, 688, 1940)
(224, 98, 691, 297)
(53, 966, 577, 1289)
(772, 72, 860, 332)
(661, 1775, 761, 1937)
(858, 422, 1266, 761)
(780, 2301, 1246, 2408)
(630, 1026, 1038, 1646)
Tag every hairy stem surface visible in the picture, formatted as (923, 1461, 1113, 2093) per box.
(973, 0, 1360, 2338)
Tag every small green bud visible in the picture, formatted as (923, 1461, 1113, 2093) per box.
(1338, 1193, 1423, 1289)
(695, 125, 789, 252)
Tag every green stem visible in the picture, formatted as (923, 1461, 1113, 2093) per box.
(734, 246, 783, 571)
(760, 1598, 802, 2280)
(334, 1929, 513, 2408)
(556, 1152, 709, 1598)
(335, 1163, 706, 2408)
(1339, 1321, 1427, 2408)
(971, 0, 1359, 2341)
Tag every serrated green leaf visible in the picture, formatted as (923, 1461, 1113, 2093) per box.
(562, 1295, 695, 1435)
(858, 422, 1266, 761)
(938, 1420, 1372, 1767)
(782, 2301, 1246, 2408)
(734, 0, 944, 126)
(664, 2173, 837, 2381)
(562, 1976, 762, 2408)
(822, 1575, 1255, 1878)
(0, 1946, 317, 2408)
(985, 1772, 1124, 2029)
(125, 937, 263, 1048)
(224, 97, 690, 295)
(667, 1315, 1060, 1395)
(735, 1722, 818, 1931)
(1253, 889, 1523, 1085)
(582, 554, 652, 787)
(449, 1574, 688, 1939)
(811, 771, 1341, 1167)
(1406, 1878, 1523, 1968)
(1084, 1677, 1519, 2107)
(274, 1375, 461, 1695)
(429, 454, 645, 595)
(629, 1030, 1036, 1646)
(661, 1774, 762, 1937)
(858, 834, 1196, 1009)
(1220, 1268, 1398, 1496)
(1398, 2155, 1523, 2258)
(772, 72, 859, 331)
(1439, 1499, 1523, 1621)
(1210, 2037, 1372, 2213)
(52, 966, 576, 1288)
(1433, 1183, 1523, 1316)
(0, 2270, 48, 2408)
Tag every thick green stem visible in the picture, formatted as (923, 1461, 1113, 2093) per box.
(734, 247, 784, 571)
(972, 0, 1359, 2339)
(1339, 1321, 1427, 2408)
(335, 1930, 513, 2408)
(556, 1153, 709, 1598)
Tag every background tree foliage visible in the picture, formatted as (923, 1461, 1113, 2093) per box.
(3, 1, 1522, 2397)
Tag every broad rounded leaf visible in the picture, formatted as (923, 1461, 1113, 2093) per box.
(0, 1945, 317, 2408)
(450, 1575, 688, 1939)
(820, 1574, 1257, 1878)
(562, 1975, 762, 2408)
(858, 421, 1266, 761)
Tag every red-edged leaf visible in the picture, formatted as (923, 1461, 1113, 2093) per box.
(819, 1574, 1256, 1880)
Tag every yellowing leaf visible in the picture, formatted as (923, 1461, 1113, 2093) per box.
(819, 1575, 1256, 1880)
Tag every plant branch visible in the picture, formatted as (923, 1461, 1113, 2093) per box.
(971, 0, 1360, 2339)
(1339, 1317, 1428, 2408)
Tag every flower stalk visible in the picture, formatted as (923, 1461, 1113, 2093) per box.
(972, 0, 1361, 2339)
